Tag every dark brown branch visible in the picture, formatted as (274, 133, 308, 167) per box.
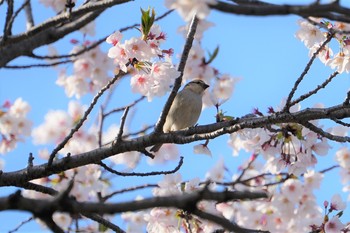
(104, 96, 145, 117)
(193, 209, 268, 233)
(8, 216, 34, 233)
(1, 104, 350, 187)
(211, 1, 350, 23)
(290, 71, 339, 107)
(301, 121, 350, 142)
(82, 213, 125, 233)
(153, 15, 199, 133)
(330, 117, 350, 127)
(3, 59, 73, 69)
(16, 182, 58, 196)
(98, 156, 184, 177)
(115, 106, 130, 143)
(2, 0, 14, 43)
(5, 0, 30, 39)
(319, 164, 339, 173)
(0, 188, 268, 219)
(283, 32, 334, 112)
(101, 184, 158, 202)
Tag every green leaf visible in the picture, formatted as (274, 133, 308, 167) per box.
(140, 7, 156, 40)
(206, 46, 219, 64)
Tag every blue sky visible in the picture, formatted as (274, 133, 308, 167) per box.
(1, 0, 350, 232)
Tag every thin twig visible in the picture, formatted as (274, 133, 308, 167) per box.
(283, 32, 334, 112)
(330, 117, 350, 127)
(101, 184, 158, 201)
(319, 164, 339, 173)
(3, 59, 73, 69)
(302, 121, 350, 142)
(98, 156, 184, 177)
(48, 72, 124, 166)
(115, 106, 130, 143)
(8, 217, 34, 233)
(234, 154, 259, 184)
(289, 71, 339, 107)
(104, 96, 145, 117)
(16, 182, 58, 196)
(6, 0, 30, 36)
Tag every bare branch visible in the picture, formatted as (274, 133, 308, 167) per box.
(115, 106, 130, 143)
(283, 32, 334, 112)
(3, 59, 73, 69)
(101, 184, 158, 201)
(301, 121, 350, 142)
(211, 1, 350, 23)
(289, 71, 339, 107)
(2, 0, 14, 43)
(98, 156, 184, 177)
(16, 182, 58, 196)
(1, 104, 350, 187)
(193, 209, 268, 233)
(8, 216, 34, 233)
(0, 188, 268, 217)
(82, 213, 125, 233)
(104, 96, 145, 117)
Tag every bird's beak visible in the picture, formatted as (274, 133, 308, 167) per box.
(203, 83, 209, 89)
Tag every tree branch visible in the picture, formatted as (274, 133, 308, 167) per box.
(0, 188, 267, 218)
(98, 156, 184, 177)
(1, 104, 350, 187)
(283, 32, 334, 112)
(211, 1, 350, 23)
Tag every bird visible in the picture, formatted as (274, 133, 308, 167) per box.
(150, 79, 209, 152)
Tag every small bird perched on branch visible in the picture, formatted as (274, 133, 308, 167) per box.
(150, 79, 209, 152)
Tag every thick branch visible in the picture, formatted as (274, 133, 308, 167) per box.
(0, 0, 130, 67)
(211, 1, 350, 23)
(0, 188, 267, 218)
(1, 104, 350, 186)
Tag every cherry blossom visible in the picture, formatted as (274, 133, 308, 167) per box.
(0, 98, 32, 154)
(165, 0, 217, 21)
(295, 19, 325, 49)
(57, 45, 113, 98)
(325, 216, 345, 233)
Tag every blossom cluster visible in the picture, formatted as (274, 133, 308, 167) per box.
(336, 147, 350, 201)
(120, 158, 348, 233)
(0, 98, 32, 154)
(122, 172, 223, 233)
(228, 102, 335, 176)
(56, 43, 113, 98)
(296, 18, 350, 73)
(106, 24, 180, 101)
(32, 101, 98, 156)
